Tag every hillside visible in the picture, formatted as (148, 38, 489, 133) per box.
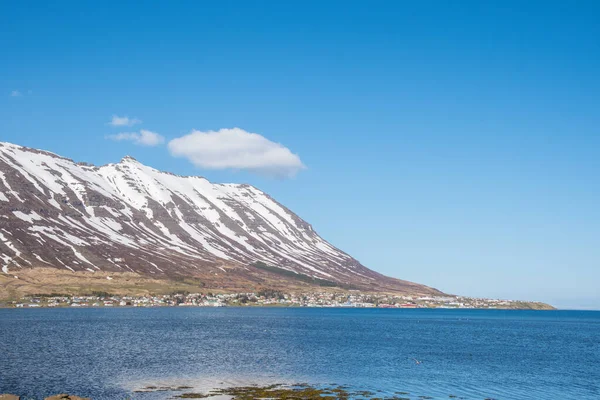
(0, 142, 442, 297)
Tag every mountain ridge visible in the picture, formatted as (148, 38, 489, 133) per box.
(0, 141, 442, 296)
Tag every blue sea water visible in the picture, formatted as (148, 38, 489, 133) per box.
(0, 308, 599, 399)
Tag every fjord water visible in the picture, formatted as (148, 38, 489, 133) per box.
(1, 308, 599, 400)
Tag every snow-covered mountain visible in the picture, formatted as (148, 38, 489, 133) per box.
(0, 142, 440, 294)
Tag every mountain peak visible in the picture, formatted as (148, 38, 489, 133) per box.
(120, 155, 139, 163)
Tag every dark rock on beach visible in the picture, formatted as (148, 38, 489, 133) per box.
(44, 395, 90, 400)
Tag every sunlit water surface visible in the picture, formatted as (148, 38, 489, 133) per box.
(1, 308, 599, 399)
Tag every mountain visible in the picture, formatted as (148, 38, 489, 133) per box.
(0, 142, 441, 296)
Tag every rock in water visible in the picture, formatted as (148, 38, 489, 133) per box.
(0, 395, 21, 400)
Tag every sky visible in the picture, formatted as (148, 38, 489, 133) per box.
(1, 1, 599, 309)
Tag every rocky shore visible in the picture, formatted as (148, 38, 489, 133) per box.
(0, 383, 456, 400)
(0, 395, 89, 400)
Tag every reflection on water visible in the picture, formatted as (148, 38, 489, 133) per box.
(1, 308, 599, 399)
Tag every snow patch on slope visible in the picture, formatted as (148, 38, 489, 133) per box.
(13, 211, 43, 223)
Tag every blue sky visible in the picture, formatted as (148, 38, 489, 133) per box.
(1, 1, 599, 309)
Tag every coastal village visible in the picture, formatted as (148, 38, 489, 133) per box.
(3, 291, 550, 309)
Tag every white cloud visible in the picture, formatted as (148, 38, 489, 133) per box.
(168, 128, 305, 178)
(107, 129, 165, 147)
(10, 90, 22, 97)
(108, 115, 142, 127)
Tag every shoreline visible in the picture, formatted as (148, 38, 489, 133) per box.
(0, 304, 558, 310)
(0, 276, 569, 310)
(0, 381, 488, 400)
(0, 286, 555, 310)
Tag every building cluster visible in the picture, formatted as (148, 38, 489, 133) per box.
(7, 291, 527, 309)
